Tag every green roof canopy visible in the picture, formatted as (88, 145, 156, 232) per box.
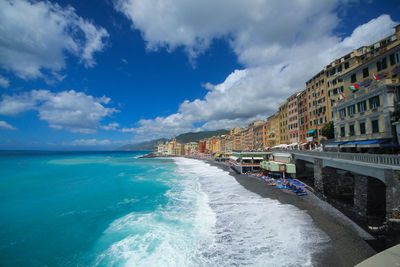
(306, 129, 316, 134)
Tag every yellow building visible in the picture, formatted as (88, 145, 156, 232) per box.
(266, 112, 280, 147)
(340, 29, 400, 92)
(305, 70, 327, 144)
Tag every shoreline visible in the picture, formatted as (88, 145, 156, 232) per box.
(202, 158, 376, 267)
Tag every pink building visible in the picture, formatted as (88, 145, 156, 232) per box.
(288, 92, 300, 145)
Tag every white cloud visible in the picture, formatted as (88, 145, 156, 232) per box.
(0, 76, 9, 88)
(101, 122, 120, 131)
(116, 1, 398, 141)
(0, 90, 118, 133)
(0, 0, 109, 79)
(0, 120, 17, 130)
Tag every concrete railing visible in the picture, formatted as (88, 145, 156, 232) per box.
(274, 150, 400, 166)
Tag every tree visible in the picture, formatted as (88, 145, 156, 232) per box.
(321, 121, 334, 139)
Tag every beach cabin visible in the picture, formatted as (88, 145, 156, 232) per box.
(229, 152, 271, 174)
(260, 152, 296, 178)
(214, 152, 232, 162)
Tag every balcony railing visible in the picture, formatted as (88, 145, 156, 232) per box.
(274, 150, 400, 166)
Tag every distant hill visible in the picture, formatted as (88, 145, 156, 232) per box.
(117, 138, 167, 151)
(175, 129, 229, 143)
(117, 129, 229, 151)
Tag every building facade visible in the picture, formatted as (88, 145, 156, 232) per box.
(332, 80, 400, 152)
(278, 101, 289, 144)
(305, 70, 328, 145)
(288, 92, 300, 145)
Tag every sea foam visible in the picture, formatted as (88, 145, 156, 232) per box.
(95, 158, 329, 267)
(174, 158, 330, 267)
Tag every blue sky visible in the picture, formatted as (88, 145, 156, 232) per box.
(0, 0, 399, 150)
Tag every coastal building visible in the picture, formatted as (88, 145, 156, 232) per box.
(230, 126, 241, 135)
(340, 27, 400, 93)
(156, 142, 167, 154)
(278, 100, 289, 144)
(263, 121, 271, 148)
(211, 138, 217, 153)
(229, 152, 271, 174)
(220, 135, 227, 152)
(260, 152, 296, 178)
(198, 140, 206, 154)
(329, 25, 400, 152)
(305, 69, 328, 146)
(266, 112, 280, 147)
(288, 92, 301, 146)
(253, 122, 265, 150)
(234, 132, 242, 151)
(331, 79, 400, 152)
(205, 138, 212, 153)
(226, 134, 234, 152)
(245, 120, 265, 150)
(184, 142, 198, 155)
(242, 127, 250, 150)
(297, 90, 309, 144)
(325, 50, 360, 121)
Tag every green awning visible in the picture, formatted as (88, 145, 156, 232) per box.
(306, 129, 316, 134)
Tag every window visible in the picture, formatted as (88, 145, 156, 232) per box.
(337, 65, 342, 72)
(363, 67, 369, 78)
(349, 125, 355, 136)
(369, 96, 380, 109)
(357, 100, 366, 113)
(340, 108, 346, 119)
(382, 57, 387, 69)
(340, 126, 345, 137)
(390, 53, 396, 65)
(344, 62, 349, 69)
(372, 120, 379, 133)
(359, 122, 366, 135)
(351, 74, 357, 83)
(377, 57, 387, 71)
(348, 105, 355, 116)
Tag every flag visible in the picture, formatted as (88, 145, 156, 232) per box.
(358, 82, 363, 87)
(348, 85, 356, 92)
(373, 72, 379, 80)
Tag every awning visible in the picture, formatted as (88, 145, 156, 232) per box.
(306, 129, 316, 134)
(242, 157, 252, 160)
(253, 157, 264, 160)
(357, 139, 391, 148)
(341, 141, 357, 148)
(325, 141, 346, 147)
(229, 156, 239, 161)
(341, 139, 391, 148)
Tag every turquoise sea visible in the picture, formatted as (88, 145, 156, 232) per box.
(0, 151, 330, 266)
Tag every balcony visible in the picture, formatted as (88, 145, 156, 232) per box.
(336, 79, 397, 106)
